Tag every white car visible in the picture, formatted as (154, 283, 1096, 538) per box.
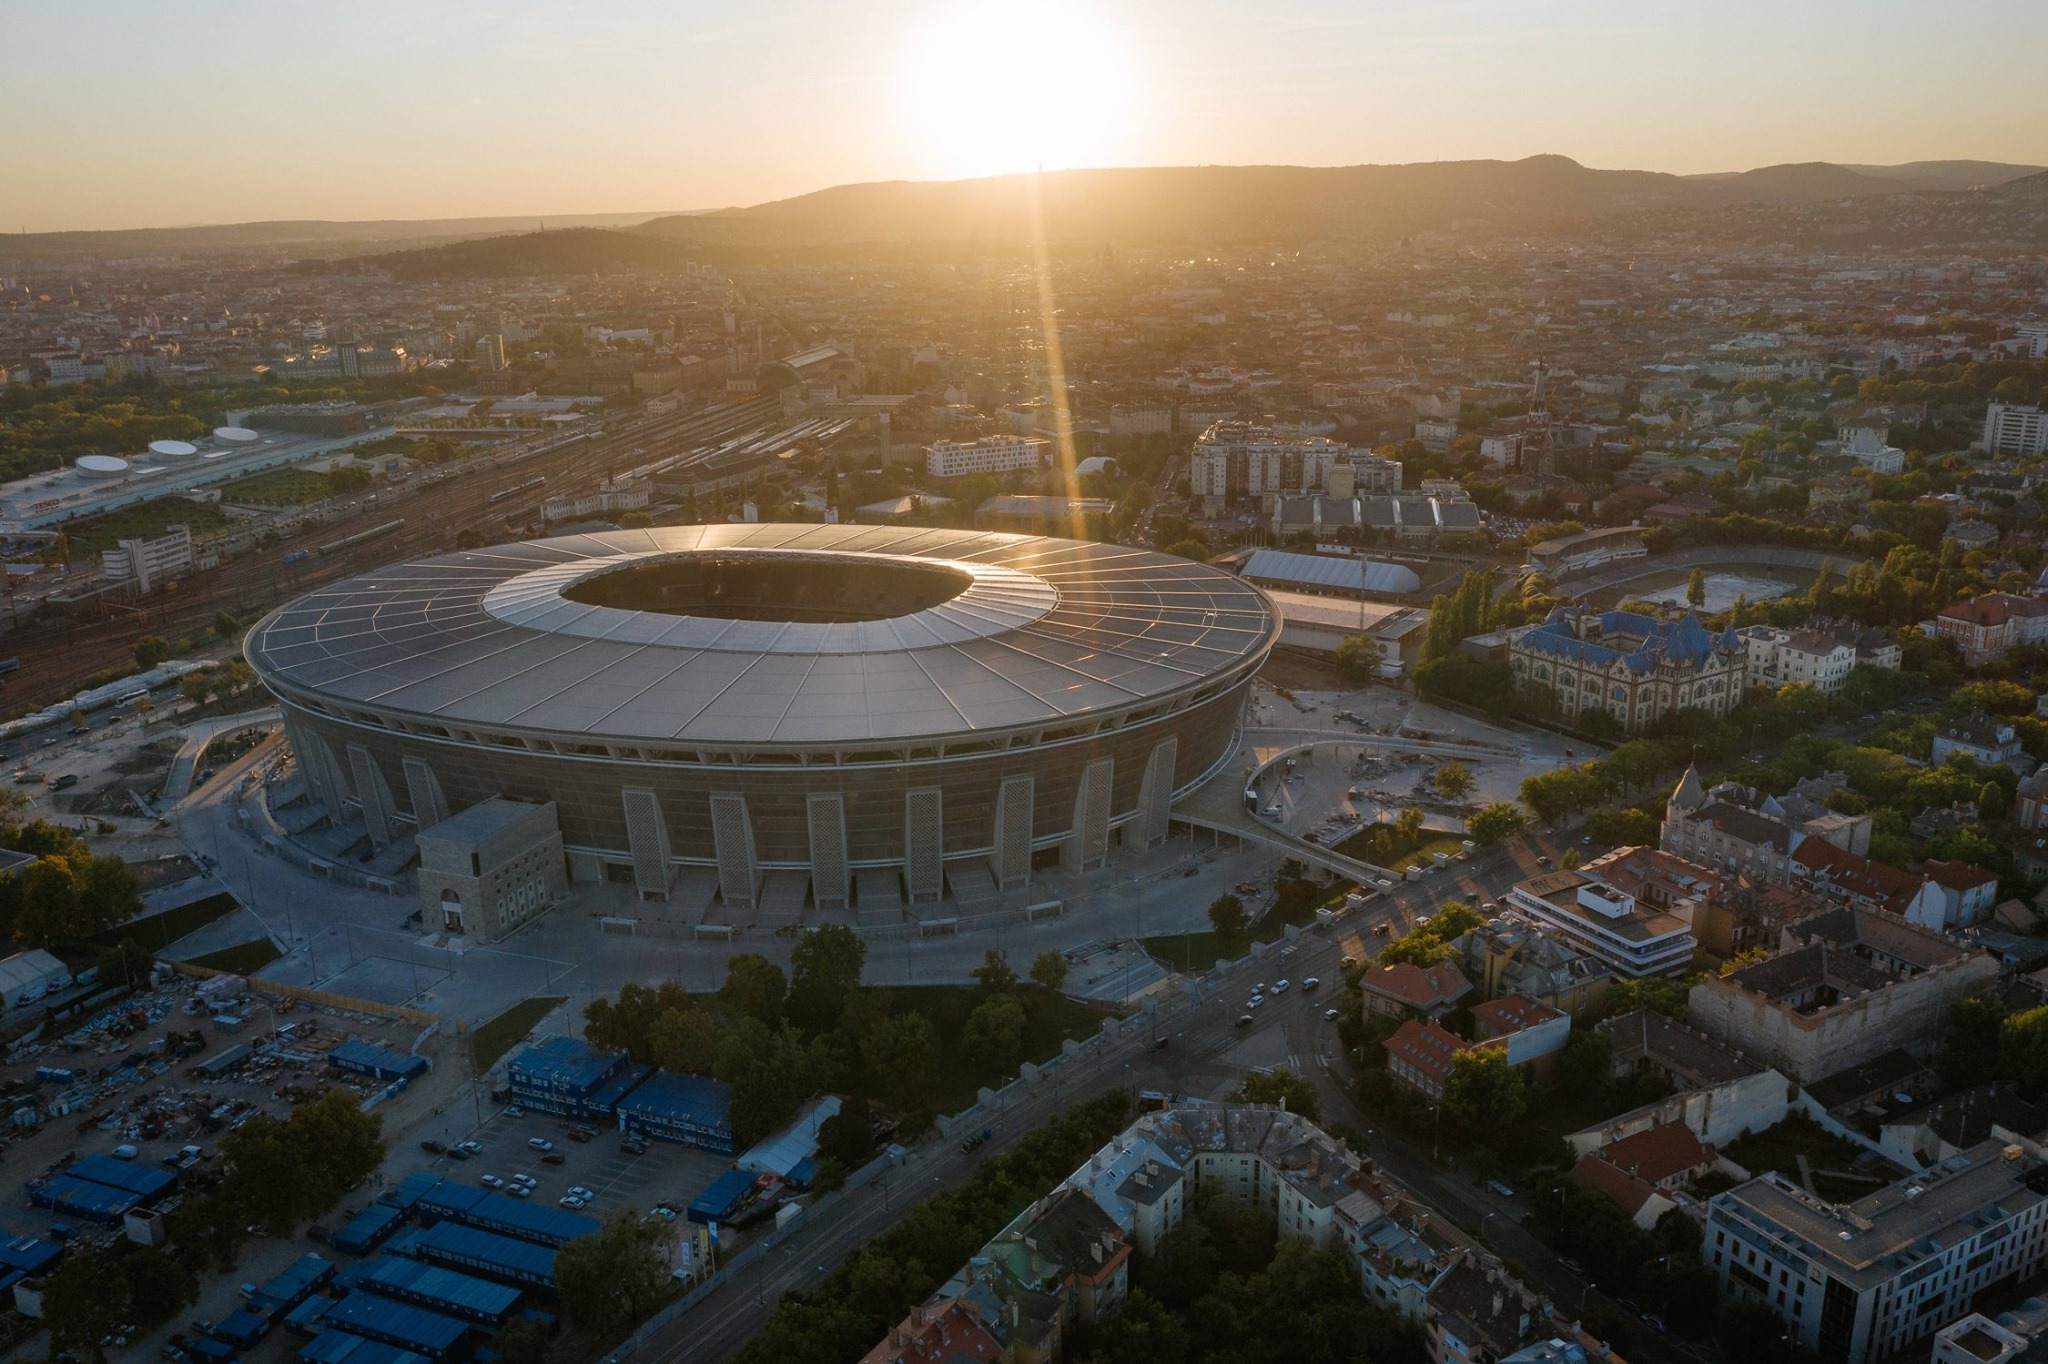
(568, 1185, 596, 1200)
(1324, 1008, 1341, 1022)
(527, 1137, 554, 1152)
(1247, 995, 1265, 1009)
(506, 1183, 532, 1198)
(479, 1174, 505, 1189)
(1272, 979, 1290, 994)
(511, 1174, 538, 1188)
(559, 1195, 588, 1209)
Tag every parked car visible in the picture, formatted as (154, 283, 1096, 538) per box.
(445, 1147, 470, 1162)
(559, 1195, 589, 1209)
(512, 1174, 538, 1188)
(419, 1139, 445, 1154)
(1235, 1014, 1254, 1027)
(540, 1151, 566, 1166)
(1302, 977, 1320, 991)
(457, 1140, 483, 1156)
(506, 1183, 532, 1199)
(622, 1137, 648, 1156)
(527, 1137, 554, 1152)
(568, 1186, 596, 1200)
(1272, 979, 1290, 994)
(479, 1174, 505, 1189)
(1148, 1036, 1170, 1052)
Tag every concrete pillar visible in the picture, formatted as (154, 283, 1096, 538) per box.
(904, 787, 944, 905)
(1134, 736, 1179, 849)
(992, 773, 1034, 889)
(621, 787, 674, 901)
(709, 792, 760, 910)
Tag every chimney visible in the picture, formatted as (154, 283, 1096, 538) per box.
(1493, 1290, 1505, 1318)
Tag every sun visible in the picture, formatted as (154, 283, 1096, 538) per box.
(902, 1, 1140, 180)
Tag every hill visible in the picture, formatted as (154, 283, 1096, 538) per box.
(0, 211, 685, 263)
(329, 227, 694, 281)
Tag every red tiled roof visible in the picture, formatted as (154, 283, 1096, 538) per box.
(1596, 1123, 1713, 1185)
(1793, 837, 1929, 913)
(1360, 960, 1472, 1010)
(1471, 994, 1563, 1040)
(1939, 593, 2048, 627)
(1383, 1019, 1469, 1085)
(1571, 1150, 1661, 1217)
(1921, 858, 1997, 892)
(861, 1301, 1004, 1364)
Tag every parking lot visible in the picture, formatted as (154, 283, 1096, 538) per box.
(413, 1105, 736, 1223)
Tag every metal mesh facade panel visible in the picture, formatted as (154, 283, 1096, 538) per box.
(709, 793, 759, 908)
(993, 773, 1034, 888)
(1068, 757, 1114, 870)
(1137, 737, 1179, 847)
(807, 794, 849, 910)
(346, 744, 392, 846)
(403, 756, 449, 830)
(904, 788, 943, 904)
(621, 787, 673, 899)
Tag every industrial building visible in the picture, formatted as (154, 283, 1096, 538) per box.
(504, 1036, 735, 1153)
(246, 525, 1275, 911)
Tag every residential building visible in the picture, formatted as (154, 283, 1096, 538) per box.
(1507, 610, 1745, 735)
(1663, 767, 1873, 884)
(1190, 421, 1401, 503)
(1686, 906, 1999, 1082)
(1108, 403, 1172, 436)
(1449, 910, 1615, 1017)
(1360, 960, 1474, 1020)
(1504, 862, 1698, 979)
(1790, 838, 1958, 929)
(1841, 424, 1907, 474)
(1571, 1123, 1716, 1229)
(473, 334, 506, 371)
(1983, 403, 2048, 458)
(1384, 1019, 1469, 1100)
(1469, 995, 1570, 1075)
(1934, 593, 2048, 666)
(1587, 1009, 1795, 1149)
(2014, 768, 2048, 831)
(925, 435, 1048, 479)
(1920, 859, 2000, 928)
(1739, 625, 1859, 694)
(1930, 712, 2024, 767)
(1704, 1139, 2048, 1364)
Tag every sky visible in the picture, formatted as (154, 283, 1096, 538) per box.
(5, 0, 2047, 232)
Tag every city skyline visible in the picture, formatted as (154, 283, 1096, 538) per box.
(5, 0, 2047, 232)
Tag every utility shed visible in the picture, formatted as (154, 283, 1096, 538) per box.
(327, 1040, 429, 1084)
(321, 1292, 471, 1361)
(357, 1253, 522, 1326)
(298, 1328, 433, 1364)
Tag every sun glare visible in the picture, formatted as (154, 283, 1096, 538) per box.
(903, 2, 1139, 180)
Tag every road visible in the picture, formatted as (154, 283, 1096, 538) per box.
(642, 829, 1595, 1364)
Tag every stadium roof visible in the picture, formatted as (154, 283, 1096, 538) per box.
(247, 525, 1276, 748)
(1241, 548, 1420, 596)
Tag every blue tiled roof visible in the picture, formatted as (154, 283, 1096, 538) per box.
(1519, 611, 1734, 675)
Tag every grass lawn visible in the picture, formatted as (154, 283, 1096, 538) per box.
(883, 984, 1110, 1115)
(469, 995, 569, 1071)
(65, 499, 233, 558)
(1334, 824, 1468, 872)
(1723, 1115, 1873, 1182)
(1142, 878, 1353, 972)
(221, 467, 333, 506)
(186, 938, 282, 976)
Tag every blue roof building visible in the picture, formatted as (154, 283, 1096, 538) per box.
(298, 1327, 432, 1364)
(617, 1071, 734, 1153)
(320, 1292, 471, 1361)
(1507, 609, 1746, 734)
(249, 1252, 336, 1314)
(328, 1040, 430, 1083)
(504, 1036, 648, 1119)
(357, 1253, 523, 1326)
(389, 1222, 561, 1292)
(411, 1177, 599, 1248)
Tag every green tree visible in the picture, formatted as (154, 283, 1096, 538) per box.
(972, 948, 1018, 994)
(212, 610, 243, 639)
(119, 1247, 198, 1329)
(618, 510, 653, 528)
(491, 1317, 555, 1364)
(1938, 996, 2007, 1091)
(1207, 893, 1248, 944)
(1585, 806, 1660, 846)
(646, 1004, 717, 1075)
(961, 994, 1029, 1076)
(1444, 1045, 1527, 1132)
(555, 1210, 671, 1336)
(720, 953, 788, 1026)
(39, 1246, 130, 1362)
(1560, 848, 1582, 871)
(1466, 802, 1526, 845)
(1434, 759, 1474, 801)
(1686, 566, 1707, 608)
(1232, 1067, 1321, 1120)
(860, 1011, 939, 1113)
(1556, 1029, 1614, 1099)
(712, 1018, 817, 1146)
(816, 1097, 877, 1167)
(788, 923, 867, 1034)
(1029, 950, 1069, 992)
(2001, 1006, 2048, 1095)
(132, 635, 173, 669)
(1334, 634, 1382, 685)
(326, 464, 373, 496)
(1165, 539, 1210, 561)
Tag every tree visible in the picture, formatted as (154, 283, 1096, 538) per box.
(1207, 893, 1248, 944)
(1394, 806, 1425, 843)
(1165, 539, 1210, 561)
(1556, 1029, 1614, 1099)
(2002, 1006, 2048, 1096)
(1443, 1045, 1527, 1132)
(492, 1317, 555, 1364)
(39, 1246, 130, 1362)
(1334, 634, 1382, 685)
(1585, 806, 1660, 846)
(860, 1012, 939, 1113)
(972, 948, 1018, 994)
(120, 1246, 198, 1329)
(1560, 848, 1582, 871)
(1686, 566, 1707, 608)
(646, 1004, 717, 1075)
(1939, 996, 2007, 1091)
(720, 953, 787, 1026)
(556, 1210, 671, 1336)
(1232, 1067, 1320, 1120)
(618, 510, 653, 528)
(1434, 760, 1475, 802)
(788, 923, 867, 1034)
(817, 1096, 877, 1167)
(1030, 950, 1069, 992)
(1466, 803, 1526, 845)
(212, 610, 243, 640)
(132, 635, 172, 669)
(961, 994, 1029, 1076)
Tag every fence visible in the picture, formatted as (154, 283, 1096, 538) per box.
(162, 960, 438, 1026)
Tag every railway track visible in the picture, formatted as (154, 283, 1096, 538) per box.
(1, 396, 792, 718)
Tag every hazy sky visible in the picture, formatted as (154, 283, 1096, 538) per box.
(6, 0, 2047, 232)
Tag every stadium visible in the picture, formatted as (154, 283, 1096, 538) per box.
(245, 524, 1277, 918)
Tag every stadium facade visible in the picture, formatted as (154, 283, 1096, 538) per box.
(246, 525, 1276, 914)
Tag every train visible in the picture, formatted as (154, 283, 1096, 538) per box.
(281, 550, 311, 565)
(316, 519, 406, 557)
(488, 476, 547, 505)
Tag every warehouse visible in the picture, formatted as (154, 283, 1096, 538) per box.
(1240, 546, 1421, 598)
(327, 1040, 430, 1084)
(0, 948, 70, 1008)
(616, 1071, 735, 1153)
(247, 525, 1275, 912)
(357, 1254, 523, 1326)
(389, 1222, 561, 1293)
(320, 1292, 471, 1361)
(1260, 589, 1433, 677)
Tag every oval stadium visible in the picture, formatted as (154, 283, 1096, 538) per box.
(245, 524, 1277, 928)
